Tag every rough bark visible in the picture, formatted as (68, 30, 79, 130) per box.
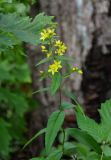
(82, 0, 111, 119)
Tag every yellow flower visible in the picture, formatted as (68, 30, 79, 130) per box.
(72, 67, 78, 71)
(48, 60, 62, 75)
(72, 67, 83, 74)
(40, 28, 56, 41)
(78, 70, 83, 74)
(55, 40, 62, 46)
(54, 40, 67, 55)
(41, 45, 47, 53)
(40, 29, 49, 41)
(47, 28, 56, 36)
(54, 60, 62, 69)
(47, 52, 52, 58)
(41, 45, 46, 50)
(40, 70, 44, 74)
(55, 49, 64, 56)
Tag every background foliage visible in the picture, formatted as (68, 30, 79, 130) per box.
(0, 0, 54, 159)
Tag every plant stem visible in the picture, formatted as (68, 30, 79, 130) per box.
(62, 128, 65, 154)
(59, 74, 65, 158)
(100, 152, 103, 160)
(59, 73, 62, 110)
(59, 87, 62, 107)
(71, 155, 75, 160)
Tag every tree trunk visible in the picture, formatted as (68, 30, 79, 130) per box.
(82, 0, 111, 119)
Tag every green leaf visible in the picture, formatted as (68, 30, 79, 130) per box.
(0, 0, 12, 3)
(9, 93, 28, 117)
(61, 102, 75, 110)
(86, 152, 99, 160)
(64, 89, 84, 115)
(63, 142, 76, 155)
(12, 63, 31, 83)
(9, 116, 26, 143)
(46, 149, 63, 160)
(99, 100, 111, 124)
(99, 100, 111, 142)
(55, 55, 73, 62)
(23, 128, 46, 149)
(30, 158, 45, 160)
(35, 58, 51, 67)
(45, 111, 65, 154)
(0, 13, 54, 45)
(64, 90, 79, 105)
(76, 143, 90, 159)
(67, 128, 101, 154)
(0, 32, 17, 49)
(0, 61, 13, 81)
(33, 87, 49, 94)
(0, 66, 12, 81)
(103, 157, 111, 160)
(76, 112, 101, 142)
(0, 119, 11, 156)
(0, 88, 28, 116)
(76, 99, 111, 144)
(102, 145, 111, 156)
(50, 72, 61, 95)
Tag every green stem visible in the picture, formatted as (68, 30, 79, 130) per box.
(100, 152, 103, 160)
(59, 72, 62, 110)
(71, 155, 76, 160)
(59, 86, 62, 109)
(59, 74, 65, 158)
(62, 128, 65, 154)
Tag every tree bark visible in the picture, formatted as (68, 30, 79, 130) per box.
(82, 0, 111, 119)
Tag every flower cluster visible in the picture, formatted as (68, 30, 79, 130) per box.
(40, 28, 67, 75)
(39, 27, 83, 76)
(48, 60, 62, 75)
(41, 45, 52, 58)
(55, 40, 67, 56)
(40, 28, 56, 41)
(41, 45, 51, 58)
(72, 67, 83, 74)
(41, 45, 47, 53)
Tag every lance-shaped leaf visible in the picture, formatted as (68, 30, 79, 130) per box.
(46, 149, 63, 160)
(50, 72, 61, 95)
(64, 89, 84, 115)
(33, 87, 49, 94)
(30, 158, 45, 160)
(61, 102, 75, 110)
(55, 55, 73, 62)
(35, 58, 51, 67)
(23, 128, 46, 149)
(45, 111, 65, 154)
